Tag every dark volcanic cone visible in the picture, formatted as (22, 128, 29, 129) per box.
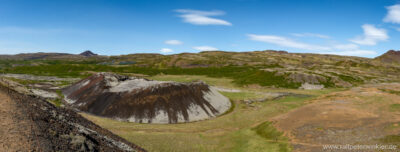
(79, 50, 98, 57)
(62, 73, 231, 124)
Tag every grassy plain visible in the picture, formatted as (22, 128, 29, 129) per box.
(81, 74, 341, 152)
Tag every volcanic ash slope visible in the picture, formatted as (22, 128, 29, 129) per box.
(62, 73, 231, 124)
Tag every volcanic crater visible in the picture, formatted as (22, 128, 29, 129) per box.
(63, 73, 232, 124)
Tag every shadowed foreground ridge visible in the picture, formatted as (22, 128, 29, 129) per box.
(63, 73, 231, 124)
(0, 84, 146, 152)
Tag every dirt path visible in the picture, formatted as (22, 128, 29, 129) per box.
(0, 91, 36, 151)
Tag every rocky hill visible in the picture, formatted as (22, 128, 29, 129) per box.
(80, 50, 98, 57)
(374, 50, 400, 64)
(0, 51, 103, 60)
(2, 50, 400, 89)
(62, 73, 231, 124)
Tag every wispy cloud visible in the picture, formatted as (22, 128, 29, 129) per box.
(160, 48, 174, 53)
(319, 50, 377, 56)
(247, 34, 331, 51)
(291, 33, 330, 39)
(165, 40, 183, 45)
(193, 46, 218, 51)
(248, 33, 376, 57)
(384, 4, 400, 24)
(175, 9, 232, 26)
(350, 24, 388, 46)
(322, 43, 377, 57)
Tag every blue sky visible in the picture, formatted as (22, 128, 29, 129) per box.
(0, 0, 400, 57)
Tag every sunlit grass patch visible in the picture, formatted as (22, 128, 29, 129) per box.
(252, 121, 284, 141)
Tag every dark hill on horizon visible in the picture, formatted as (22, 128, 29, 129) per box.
(80, 50, 98, 57)
(0, 50, 104, 60)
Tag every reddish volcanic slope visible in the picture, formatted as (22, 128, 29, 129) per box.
(62, 73, 231, 124)
(375, 50, 400, 64)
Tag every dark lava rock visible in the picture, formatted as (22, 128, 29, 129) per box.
(63, 73, 231, 124)
(80, 50, 98, 57)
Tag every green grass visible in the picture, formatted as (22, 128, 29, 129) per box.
(81, 83, 325, 152)
(150, 75, 237, 88)
(252, 121, 284, 141)
(49, 90, 64, 107)
(390, 104, 400, 112)
(380, 135, 400, 143)
(379, 89, 400, 96)
(3, 65, 302, 88)
(3, 77, 48, 85)
(220, 91, 264, 101)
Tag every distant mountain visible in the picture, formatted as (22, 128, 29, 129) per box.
(375, 50, 400, 64)
(79, 50, 98, 57)
(0, 52, 76, 60)
(0, 51, 101, 60)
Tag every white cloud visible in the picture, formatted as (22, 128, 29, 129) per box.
(247, 34, 331, 51)
(350, 24, 388, 46)
(319, 50, 377, 56)
(291, 33, 330, 39)
(193, 46, 218, 51)
(165, 40, 183, 45)
(160, 48, 174, 53)
(175, 9, 232, 26)
(384, 4, 400, 24)
(247, 33, 377, 57)
(321, 43, 376, 57)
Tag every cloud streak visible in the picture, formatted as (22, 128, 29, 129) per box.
(247, 34, 331, 51)
(160, 48, 173, 53)
(175, 9, 232, 26)
(248, 34, 377, 57)
(193, 46, 218, 51)
(350, 24, 388, 46)
(291, 33, 330, 39)
(319, 50, 377, 56)
(165, 40, 183, 45)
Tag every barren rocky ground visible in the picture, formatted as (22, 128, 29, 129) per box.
(0, 89, 38, 151)
(0, 85, 146, 152)
(271, 83, 400, 152)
